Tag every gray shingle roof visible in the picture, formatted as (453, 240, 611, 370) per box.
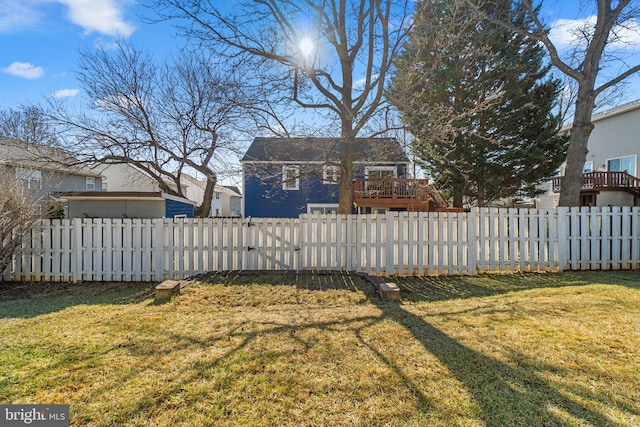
(0, 136, 102, 178)
(241, 137, 409, 163)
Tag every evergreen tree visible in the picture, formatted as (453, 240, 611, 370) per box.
(389, 0, 568, 207)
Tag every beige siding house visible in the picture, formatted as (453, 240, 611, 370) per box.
(538, 100, 640, 208)
(0, 136, 103, 216)
(99, 163, 165, 192)
(182, 174, 242, 217)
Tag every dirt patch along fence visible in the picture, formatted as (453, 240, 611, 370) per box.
(3, 207, 639, 282)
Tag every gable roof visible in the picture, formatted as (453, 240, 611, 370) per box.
(223, 185, 242, 197)
(241, 137, 409, 164)
(181, 174, 241, 197)
(0, 136, 102, 178)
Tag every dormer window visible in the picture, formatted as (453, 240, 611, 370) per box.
(282, 165, 299, 190)
(322, 165, 339, 184)
(16, 168, 41, 189)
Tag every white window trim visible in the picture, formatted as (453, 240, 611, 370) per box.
(606, 154, 637, 176)
(364, 166, 397, 179)
(583, 161, 593, 173)
(282, 165, 300, 190)
(322, 165, 339, 184)
(307, 203, 339, 214)
(16, 167, 42, 189)
(86, 177, 95, 190)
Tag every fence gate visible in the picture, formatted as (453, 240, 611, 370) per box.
(243, 217, 300, 271)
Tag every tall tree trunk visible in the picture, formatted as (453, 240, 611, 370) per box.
(338, 157, 353, 214)
(339, 118, 355, 215)
(452, 187, 463, 208)
(194, 172, 217, 218)
(558, 91, 596, 207)
(477, 181, 486, 207)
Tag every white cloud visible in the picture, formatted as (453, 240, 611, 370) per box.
(0, 0, 134, 37)
(57, 0, 135, 37)
(2, 62, 44, 79)
(0, 1, 43, 32)
(354, 73, 380, 88)
(52, 88, 79, 98)
(550, 16, 640, 49)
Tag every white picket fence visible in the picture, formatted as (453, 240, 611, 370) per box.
(3, 207, 640, 282)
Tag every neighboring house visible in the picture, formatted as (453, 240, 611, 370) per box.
(538, 99, 640, 208)
(223, 186, 243, 217)
(241, 137, 449, 218)
(56, 191, 196, 219)
(99, 163, 175, 193)
(0, 136, 103, 215)
(96, 163, 199, 217)
(182, 174, 243, 217)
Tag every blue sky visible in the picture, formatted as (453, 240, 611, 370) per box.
(0, 0, 180, 109)
(2, 1, 640, 113)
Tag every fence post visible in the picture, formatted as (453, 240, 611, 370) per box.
(467, 208, 478, 275)
(72, 218, 82, 283)
(556, 207, 568, 271)
(154, 219, 164, 281)
(385, 211, 395, 276)
(632, 207, 640, 269)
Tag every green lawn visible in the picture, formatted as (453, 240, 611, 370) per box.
(1, 271, 639, 426)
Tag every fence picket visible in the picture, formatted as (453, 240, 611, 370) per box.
(5, 208, 640, 281)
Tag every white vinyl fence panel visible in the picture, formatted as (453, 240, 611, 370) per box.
(3, 207, 639, 282)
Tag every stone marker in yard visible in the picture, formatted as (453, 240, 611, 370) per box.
(378, 282, 401, 301)
(155, 280, 182, 302)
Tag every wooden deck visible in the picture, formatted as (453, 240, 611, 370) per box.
(552, 171, 640, 197)
(352, 178, 450, 212)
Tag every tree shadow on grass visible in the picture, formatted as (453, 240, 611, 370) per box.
(202, 270, 374, 293)
(393, 270, 640, 303)
(376, 301, 625, 426)
(0, 281, 156, 319)
(3, 270, 636, 425)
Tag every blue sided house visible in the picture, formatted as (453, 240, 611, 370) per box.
(241, 137, 450, 218)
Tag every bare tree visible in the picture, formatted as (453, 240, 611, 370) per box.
(477, 0, 640, 207)
(151, 0, 413, 214)
(48, 41, 248, 217)
(0, 106, 60, 147)
(0, 171, 42, 276)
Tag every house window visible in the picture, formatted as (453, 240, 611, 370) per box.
(215, 193, 220, 200)
(322, 165, 339, 184)
(307, 204, 339, 214)
(86, 177, 95, 190)
(365, 166, 397, 179)
(282, 165, 299, 190)
(16, 168, 41, 189)
(583, 161, 593, 173)
(607, 155, 637, 176)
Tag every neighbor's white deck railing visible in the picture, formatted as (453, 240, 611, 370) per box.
(4, 207, 639, 282)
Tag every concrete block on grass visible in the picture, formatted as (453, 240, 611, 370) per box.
(378, 282, 401, 301)
(155, 280, 182, 301)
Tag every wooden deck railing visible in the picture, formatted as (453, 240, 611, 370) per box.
(552, 171, 640, 196)
(353, 178, 432, 200)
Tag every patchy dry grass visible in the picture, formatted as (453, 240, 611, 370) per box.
(1, 271, 639, 426)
